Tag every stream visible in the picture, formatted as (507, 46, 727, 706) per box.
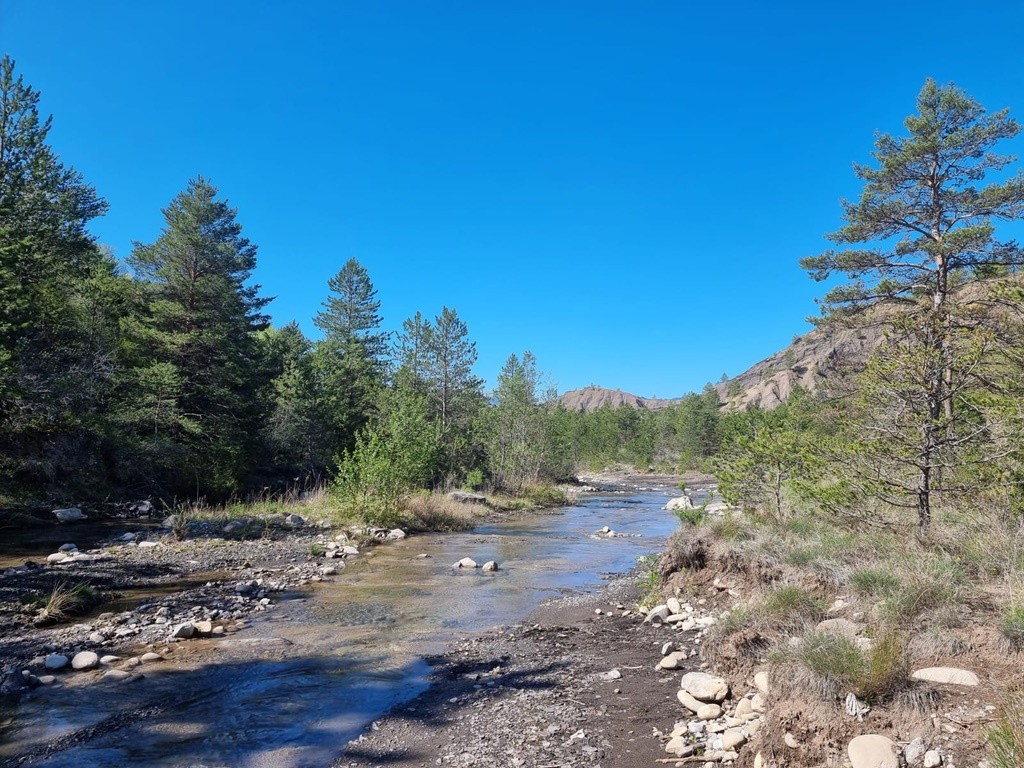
(0, 482, 693, 768)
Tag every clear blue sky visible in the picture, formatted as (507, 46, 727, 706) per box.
(4, 1, 1024, 396)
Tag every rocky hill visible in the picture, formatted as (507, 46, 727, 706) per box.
(558, 387, 682, 413)
(716, 316, 889, 410)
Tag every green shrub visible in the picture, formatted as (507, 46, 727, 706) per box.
(850, 567, 900, 596)
(675, 506, 707, 527)
(999, 605, 1024, 650)
(708, 512, 750, 542)
(764, 585, 827, 624)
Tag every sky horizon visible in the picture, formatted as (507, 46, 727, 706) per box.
(5, 2, 1024, 397)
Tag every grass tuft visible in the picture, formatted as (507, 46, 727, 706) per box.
(999, 605, 1024, 651)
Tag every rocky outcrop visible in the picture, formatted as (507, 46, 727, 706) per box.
(558, 387, 682, 413)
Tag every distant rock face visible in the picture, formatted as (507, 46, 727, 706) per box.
(559, 387, 682, 413)
(716, 321, 884, 411)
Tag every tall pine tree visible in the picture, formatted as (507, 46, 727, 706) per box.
(123, 178, 269, 495)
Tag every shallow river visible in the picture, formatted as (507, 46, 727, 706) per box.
(1, 483, 691, 768)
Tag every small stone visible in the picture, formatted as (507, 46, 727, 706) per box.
(37, 675, 56, 685)
(645, 604, 670, 623)
(784, 732, 800, 749)
(596, 669, 622, 682)
(848, 734, 898, 768)
(284, 514, 305, 527)
(697, 703, 722, 720)
(905, 737, 927, 766)
(44, 654, 68, 670)
(71, 651, 98, 670)
(193, 620, 213, 635)
(677, 689, 704, 713)
(172, 622, 195, 639)
(923, 751, 942, 768)
(103, 669, 132, 681)
(59, 543, 78, 552)
(387, 528, 406, 540)
(816, 617, 861, 637)
(664, 736, 695, 757)
(99, 655, 119, 664)
(452, 557, 478, 569)
(481, 561, 498, 572)
(734, 698, 753, 718)
(659, 651, 687, 670)
(721, 729, 746, 750)
(753, 670, 769, 694)
(46, 552, 70, 564)
(667, 597, 682, 614)
(140, 652, 162, 663)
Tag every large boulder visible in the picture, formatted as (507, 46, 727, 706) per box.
(665, 495, 693, 511)
(53, 508, 86, 523)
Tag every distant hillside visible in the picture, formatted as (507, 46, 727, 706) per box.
(559, 386, 683, 413)
(716, 315, 889, 410)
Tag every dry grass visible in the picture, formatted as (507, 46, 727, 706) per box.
(772, 628, 909, 704)
(400, 493, 475, 532)
(989, 689, 1024, 768)
(23, 580, 97, 624)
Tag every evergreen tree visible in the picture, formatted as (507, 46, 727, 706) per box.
(313, 258, 386, 459)
(124, 177, 269, 495)
(0, 55, 116, 494)
(802, 79, 1024, 529)
(423, 307, 484, 484)
(486, 351, 544, 492)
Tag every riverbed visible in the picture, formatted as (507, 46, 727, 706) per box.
(0, 480, 690, 768)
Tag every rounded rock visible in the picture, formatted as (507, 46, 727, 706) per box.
(848, 734, 898, 768)
(44, 654, 69, 671)
(71, 651, 99, 670)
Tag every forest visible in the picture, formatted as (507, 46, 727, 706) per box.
(0, 55, 727, 517)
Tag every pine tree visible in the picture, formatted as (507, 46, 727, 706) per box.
(124, 177, 269, 494)
(0, 55, 116, 494)
(802, 79, 1024, 530)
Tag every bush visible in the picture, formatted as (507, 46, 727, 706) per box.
(999, 605, 1024, 650)
(674, 506, 707, 527)
(850, 567, 900, 596)
(763, 585, 827, 625)
(774, 629, 908, 703)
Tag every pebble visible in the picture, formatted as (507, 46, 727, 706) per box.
(44, 654, 68, 671)
(172, 622, 195, 639)
(140, 652, 162, 663)
(696, 704, 722, 720)
(103, 670, 132, 681)
(923, 750, 942, 768)
(71, 651, 99, 670)
(482, 561, 498, 572)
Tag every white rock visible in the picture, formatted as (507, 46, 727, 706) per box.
(911, 667, 980, 686)
(816, 617, 862, 637)
(721, 729, 747, 750)
(452, 557, 478, 569)
(666, 495, 693, 511)
(53, 508, 86, 522)
(103, 669, 132, 681)
(596, 669, 621, 682)
(667, 596, 682, 614)
(481, 561, 498, 572)
(680, 671, 729, 702)
(284, 513, 305, 527)
(44, 654, 68, 670)
(923, 750, 942, 768)
(99, 655, 119, 664)
(697, 703, 722, 720)
(193, 620, 213, 635)
(677, 689, 704, 713)
(784, 732, 800, 748)
(387, 528, 406, 540)
(734, 698, 753, 718)
(664, 736, 694, 757)
(140, 652, 162, 663)
(658, 651, 687, 670)
(46, 552, 70, 564)
(172, 622, 195, 639)
(37, 675, 56, 685)
(645, 604, 670, 623)
(138, 541, 159, 548)
(71, 651, 98, 670)
(342, 545, 359, 555)
(904, 737, 927, 766)
(848, 734, 898, 768)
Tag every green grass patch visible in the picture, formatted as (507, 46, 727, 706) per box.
(999, 605, 1024, 650)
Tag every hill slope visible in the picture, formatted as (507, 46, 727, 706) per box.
(559, 387, 683, 413)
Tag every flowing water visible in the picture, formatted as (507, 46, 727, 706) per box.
(0, 482, 696, 768)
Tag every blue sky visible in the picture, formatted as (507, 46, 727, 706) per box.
(4, 1, 1024, 396)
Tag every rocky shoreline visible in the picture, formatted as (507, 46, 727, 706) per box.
(0, 510, 404, 698)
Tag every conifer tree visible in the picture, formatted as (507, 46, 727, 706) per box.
(124, 178, 269, 494)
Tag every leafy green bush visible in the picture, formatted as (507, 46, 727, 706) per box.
(674, 506, 707, 527)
